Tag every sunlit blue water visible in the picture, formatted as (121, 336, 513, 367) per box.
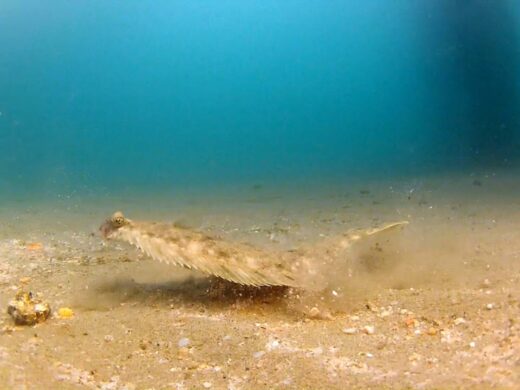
(1, 1, 519, 198)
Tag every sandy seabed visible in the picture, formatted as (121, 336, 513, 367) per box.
(0, 173, 519, 389)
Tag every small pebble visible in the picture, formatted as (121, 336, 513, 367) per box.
(202, 382, 212, 388)
(454, 317, 466, 326)
(104, 335, 114, 343)
(308, 307, 321, 318)
(469, 341, 476, 348)
(26, 242, 43, 251)
(362, 325, 375, 335)
(485, 303, 494, 310)
(307, 307, 333, 320)
(265, 339, 280, 351)
(342, 327, 357, 335)
(178, 338, 190, 348)
(404, 317, 418, 328)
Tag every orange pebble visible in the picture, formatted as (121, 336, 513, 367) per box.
(58, 307, 74, 318)
(26, 243, 43, 251)
(404, 317, 417, 328)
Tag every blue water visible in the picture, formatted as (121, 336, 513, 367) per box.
(1, 1, 519, 197)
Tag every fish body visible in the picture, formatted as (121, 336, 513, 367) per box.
(100, 211, 407, 287)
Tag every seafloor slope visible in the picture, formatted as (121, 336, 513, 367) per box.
(0, 174, 519, 389)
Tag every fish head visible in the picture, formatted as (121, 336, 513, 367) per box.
(100, 211, 129, 239)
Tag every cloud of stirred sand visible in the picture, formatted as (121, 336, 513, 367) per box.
(291, 222, 492, 314)
(74, 220, 498, 316)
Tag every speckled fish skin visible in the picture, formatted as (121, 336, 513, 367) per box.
(100, 211, 408, 287)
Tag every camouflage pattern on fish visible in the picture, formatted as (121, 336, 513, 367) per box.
(100, 211, 408, 287)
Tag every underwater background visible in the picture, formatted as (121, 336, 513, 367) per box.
(2, 3, 520, 389)
(1, 1, 519, 198)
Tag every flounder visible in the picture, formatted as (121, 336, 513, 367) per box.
(100, 211, 407, 288)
